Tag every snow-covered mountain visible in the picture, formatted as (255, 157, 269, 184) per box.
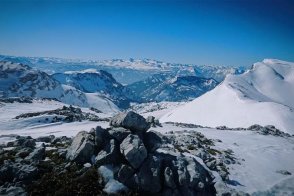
(52, 69, 137, 109)
(0, 55, 246, 84)
(0, 61, 119, 113)
(128, 74, 218, 102)
(161, 59, 294, 133)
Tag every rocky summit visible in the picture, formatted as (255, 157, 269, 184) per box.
(0, 111, 217, 195)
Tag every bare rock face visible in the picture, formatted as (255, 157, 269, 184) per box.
(120, 134, 147, 169)
(137, 155, 162, 193)
(110, 111, 150, 134)
(95, 139, 120, 166)
(94, 126, 110, 150)
(66, 131, 95, 164)
(108, 127, 131, 143)
(143, 130, 163, 153)
(117, 164, 135, 185)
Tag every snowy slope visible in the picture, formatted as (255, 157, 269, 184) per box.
(0, 99, 110, 138)
(0, 61, 119, 113)
(161, 59, 294, 133)
(152, 124, 294, 194)
(52, 70, 136, 108)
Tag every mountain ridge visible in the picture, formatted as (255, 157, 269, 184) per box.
(161, 59, 294, 133)
(0, 61, 119, 113)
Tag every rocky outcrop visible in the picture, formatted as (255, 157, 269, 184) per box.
(14, 105, 105, 123)
(65, 111, 216, 195)
(0, 111, 216, 195)
(247, 124, 292, 137)
(137, 155, 162, 193)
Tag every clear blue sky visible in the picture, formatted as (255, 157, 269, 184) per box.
(0, 0, 293, 66)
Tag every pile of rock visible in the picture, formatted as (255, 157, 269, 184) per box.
(247, 124, 292, 137)
(66, 111, 216, 195)
(165, 122, 203, 129)
(14, 105, 107, 122)
(0, 111, 216, 195)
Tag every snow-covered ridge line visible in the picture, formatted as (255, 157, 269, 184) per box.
(0, 54, 247, 84)
(64, 69, 99, 74)
(0, 61, 119, 114)
(161, 59, 294, 133)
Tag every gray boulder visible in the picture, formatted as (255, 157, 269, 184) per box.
(146, 116, 160, 127)
(144, 131, 162, 153)
(146, 116, 155, 125)
(25, 146, 45, 161)
(15, 148, 32, 159)
(137, 155, 162, 193)
(164, 167, 177, 189)
(117, 164, 135, 184)
(247, 124, 263, 131)
(95, 126, 110, 150)
(51, 136, 71, 145)
(66, 131, 95, 164)
(110, 111, 150, 133)
(36, 135, 55, 143)
(7, 137, 36, 148)
(95, 139, 120, 166)
(120, 134, 147, 169)
(22, 139, 36, 148)
(108, 127, 131, 143)
(175, 156, 214, 192)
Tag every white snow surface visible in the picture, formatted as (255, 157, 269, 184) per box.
(161, 59, 294, 133)
(0, 99, 293, 195)
(0, 100, 110, 140)
(152, 124, 294, 195)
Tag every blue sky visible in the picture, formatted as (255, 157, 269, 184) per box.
(0, 0, 293, 66)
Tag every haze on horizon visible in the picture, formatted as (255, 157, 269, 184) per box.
(0, 0, 294, 66)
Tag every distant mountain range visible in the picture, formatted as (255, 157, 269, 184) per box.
(52, 70, 137, 109)
(0, 55, 246, 84)
(0, 54, 248, 108)
(128, 74, 218, 102)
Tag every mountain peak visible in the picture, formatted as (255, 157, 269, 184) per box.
(161, 59, 294, 133)
(0, 61, 31, 72)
